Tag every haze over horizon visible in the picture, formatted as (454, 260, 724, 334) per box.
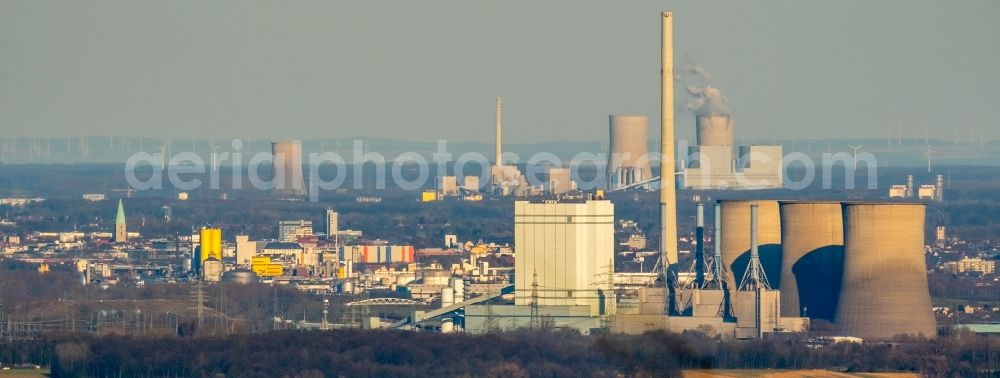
(1, 1, 998, 144)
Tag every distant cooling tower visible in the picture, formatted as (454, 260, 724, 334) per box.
(607, 115, 653, 190)
(835, 203, 936, 340)
(696, 115, 734, 147)
(272, 140, 306, 196)
(778, 201, 844, 321)
(719, 200, 782, 290)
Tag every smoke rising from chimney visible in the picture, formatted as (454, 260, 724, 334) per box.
(679, 65, 730, 116)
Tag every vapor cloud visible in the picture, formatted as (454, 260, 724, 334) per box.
(679, 65, 730, 116)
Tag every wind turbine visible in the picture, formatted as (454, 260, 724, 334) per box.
(925, 147, 935, 173)
(848, 145, 862, 169)
(159, 144, 168, 170)
(208, 142, 221, 171)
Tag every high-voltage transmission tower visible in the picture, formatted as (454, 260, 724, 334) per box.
(189, 281, 209, 328)
(597, 261, 618, 332)
(483, 290, 500, 333)
(528, 271, 540, 329)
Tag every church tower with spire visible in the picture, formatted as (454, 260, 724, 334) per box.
(115, 199, 127, 243)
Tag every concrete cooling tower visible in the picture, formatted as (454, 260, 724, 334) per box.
(835, 203, 936, 340)
(607, 115, 653, 190)
(778, 201, 844, 321)
(271, 140, 306, 196)
(696, 115, 734, 147)
(719, 200, 781, 290)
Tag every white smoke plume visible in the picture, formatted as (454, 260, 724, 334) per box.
(678, 65, 730, 116)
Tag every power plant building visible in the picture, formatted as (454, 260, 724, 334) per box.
(514, 199, 614, 316)
(489, 97, 528, 196)
(546, 168, 576, 195)
(682, 115, 783, 189)
(271, 140, 306, 197)
(438, 176, 459, 196)
(607, 115, 653, 191)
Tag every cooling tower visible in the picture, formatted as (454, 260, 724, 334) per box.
(778, 201, 844, 320)
(607, 115, 653, 190)
(719, 200, 781, 291)
(272, 140, 306, 196)
(696, 115, 734, 147)
(835, 203, 935, 340)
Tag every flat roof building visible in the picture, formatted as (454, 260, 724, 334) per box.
(514, 199, 614, 316)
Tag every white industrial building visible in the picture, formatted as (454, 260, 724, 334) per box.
(513, 199, 614, 316)
(545, 168, 576, 195)
(278, 220, 313, 242)
(681, 115, 783, 190)
(683, 145, 783, 189)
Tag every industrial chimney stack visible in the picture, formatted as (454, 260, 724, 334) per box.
(660, 11, 679, 299)
(495, 96, 502, 166)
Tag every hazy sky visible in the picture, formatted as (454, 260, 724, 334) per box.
(1, 1, 998, 143)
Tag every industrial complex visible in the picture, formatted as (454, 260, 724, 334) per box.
(0, 9, 977, 348)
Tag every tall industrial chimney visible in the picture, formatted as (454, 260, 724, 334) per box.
(660, 10, 679, 279)
(495, 96, 502, 166)
(906, 174, 914, 197)
(935, 174, 944, 202)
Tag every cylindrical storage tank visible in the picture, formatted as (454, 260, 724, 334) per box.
(222, 269, 259, 285)
(441, 319, 455, 333)
(835, 203, 935, 340)
(441, 287, 454, 308)
(202, 258, 223, 282)
(395, 273, 416, 285)
(719, 200, 781, 290)
(340, 281, 354, 294)
(696, 115, 734, 147)
(778, 201, 844, 320)
(607, 115, 653, 190)
(421, 269, 450, 285)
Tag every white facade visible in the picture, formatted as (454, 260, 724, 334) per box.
(438, 176, 458, 196)
(235, 235, 257, 266)
(546, 168, 576, 195)
(514, 200, 614, 315)
(918, 185, 939, 201)
(888, 185, 908, 198)
(278, 220, 313, 242)
(325, 209, 338, 237)
(683, 145, 783, 190)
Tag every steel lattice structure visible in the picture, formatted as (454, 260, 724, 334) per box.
(346, 298, 425, 307)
